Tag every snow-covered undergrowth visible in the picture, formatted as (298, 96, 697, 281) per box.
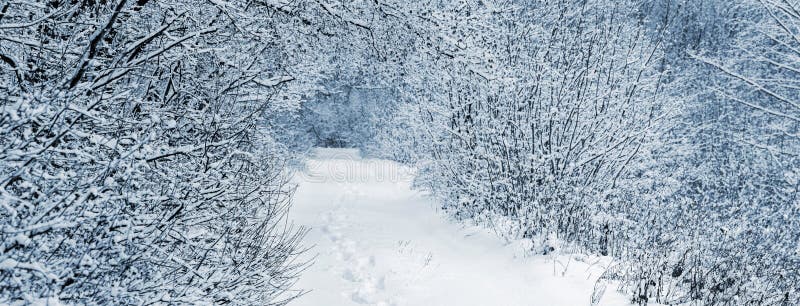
(291, 148, 632, 306)
(0, 2, 308, 304)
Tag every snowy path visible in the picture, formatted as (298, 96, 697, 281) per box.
(290, 148, 631, 306)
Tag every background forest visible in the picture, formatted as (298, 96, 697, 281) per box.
(1, 0, 798, 305)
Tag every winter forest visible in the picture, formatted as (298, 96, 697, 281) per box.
(1, 0, 799, 305)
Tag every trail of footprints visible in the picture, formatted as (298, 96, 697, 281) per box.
(320, 190, 394, 306)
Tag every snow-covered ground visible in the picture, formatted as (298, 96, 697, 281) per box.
(290, 148, 632, 306)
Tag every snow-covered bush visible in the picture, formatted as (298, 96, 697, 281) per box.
(1, 1, 308, 304)
(384, 0, 666, 250)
